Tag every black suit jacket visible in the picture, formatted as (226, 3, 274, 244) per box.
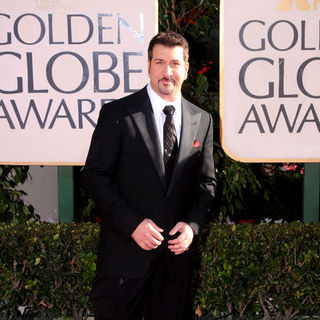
(84, 86, 216, 279)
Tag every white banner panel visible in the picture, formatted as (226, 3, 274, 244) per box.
(0, 0, 157, 165)
(221, 0, 320, 162)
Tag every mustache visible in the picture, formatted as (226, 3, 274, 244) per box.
(160, 77, 175, 83)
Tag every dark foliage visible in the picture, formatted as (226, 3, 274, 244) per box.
(0, 222, 319, 319)
(0, 166, 37, 223)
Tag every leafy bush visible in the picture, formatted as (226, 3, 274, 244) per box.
(1, 222, 319, 319)
(0, 222, 98, 319)
(0, 166, 37, 223)
(195, 222, 320, 319)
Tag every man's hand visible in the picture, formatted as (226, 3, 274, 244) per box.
(168, 222, 194, 255)
(131, 218, 164, 250)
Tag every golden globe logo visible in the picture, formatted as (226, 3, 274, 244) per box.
(0, 0, 156, 164)
(221, 0, 320, 162)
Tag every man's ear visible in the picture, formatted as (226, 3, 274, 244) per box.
(147, 59, 151, 75)
(184, 63, 189, 80)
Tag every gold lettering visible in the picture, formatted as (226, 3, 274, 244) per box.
(297, 0, 311, 9)
(278, 0, 293, 10)
(278, 0, 311, 10)
(314, 0, 320, 9)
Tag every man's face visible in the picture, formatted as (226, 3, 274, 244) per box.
(148, 44, 189, 102)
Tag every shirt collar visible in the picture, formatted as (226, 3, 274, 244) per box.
(147, 83, 182, 116)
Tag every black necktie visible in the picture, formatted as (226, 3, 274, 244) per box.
(163, 105, 177, 184)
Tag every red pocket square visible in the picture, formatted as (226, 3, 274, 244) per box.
(193, 140, 200, 148)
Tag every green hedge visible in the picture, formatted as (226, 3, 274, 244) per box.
(0, 222, 319, 319)
(0, 222, 98, 319)
(196, 222, 320, 319)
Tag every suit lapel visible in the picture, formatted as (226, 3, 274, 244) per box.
(128, 88, 201, 194)
(129, 88, 167, 190)
(168, 98, 201, 194)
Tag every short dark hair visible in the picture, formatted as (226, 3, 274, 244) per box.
(148, 32, 189, 63)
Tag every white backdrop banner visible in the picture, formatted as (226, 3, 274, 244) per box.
(221, 0, 320, 162)
(0, 0, 157, 165)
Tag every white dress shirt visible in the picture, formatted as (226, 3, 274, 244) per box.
(147, 83, 182, 156)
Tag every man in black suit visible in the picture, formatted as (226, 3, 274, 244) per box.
(84, 32, 216, 320)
